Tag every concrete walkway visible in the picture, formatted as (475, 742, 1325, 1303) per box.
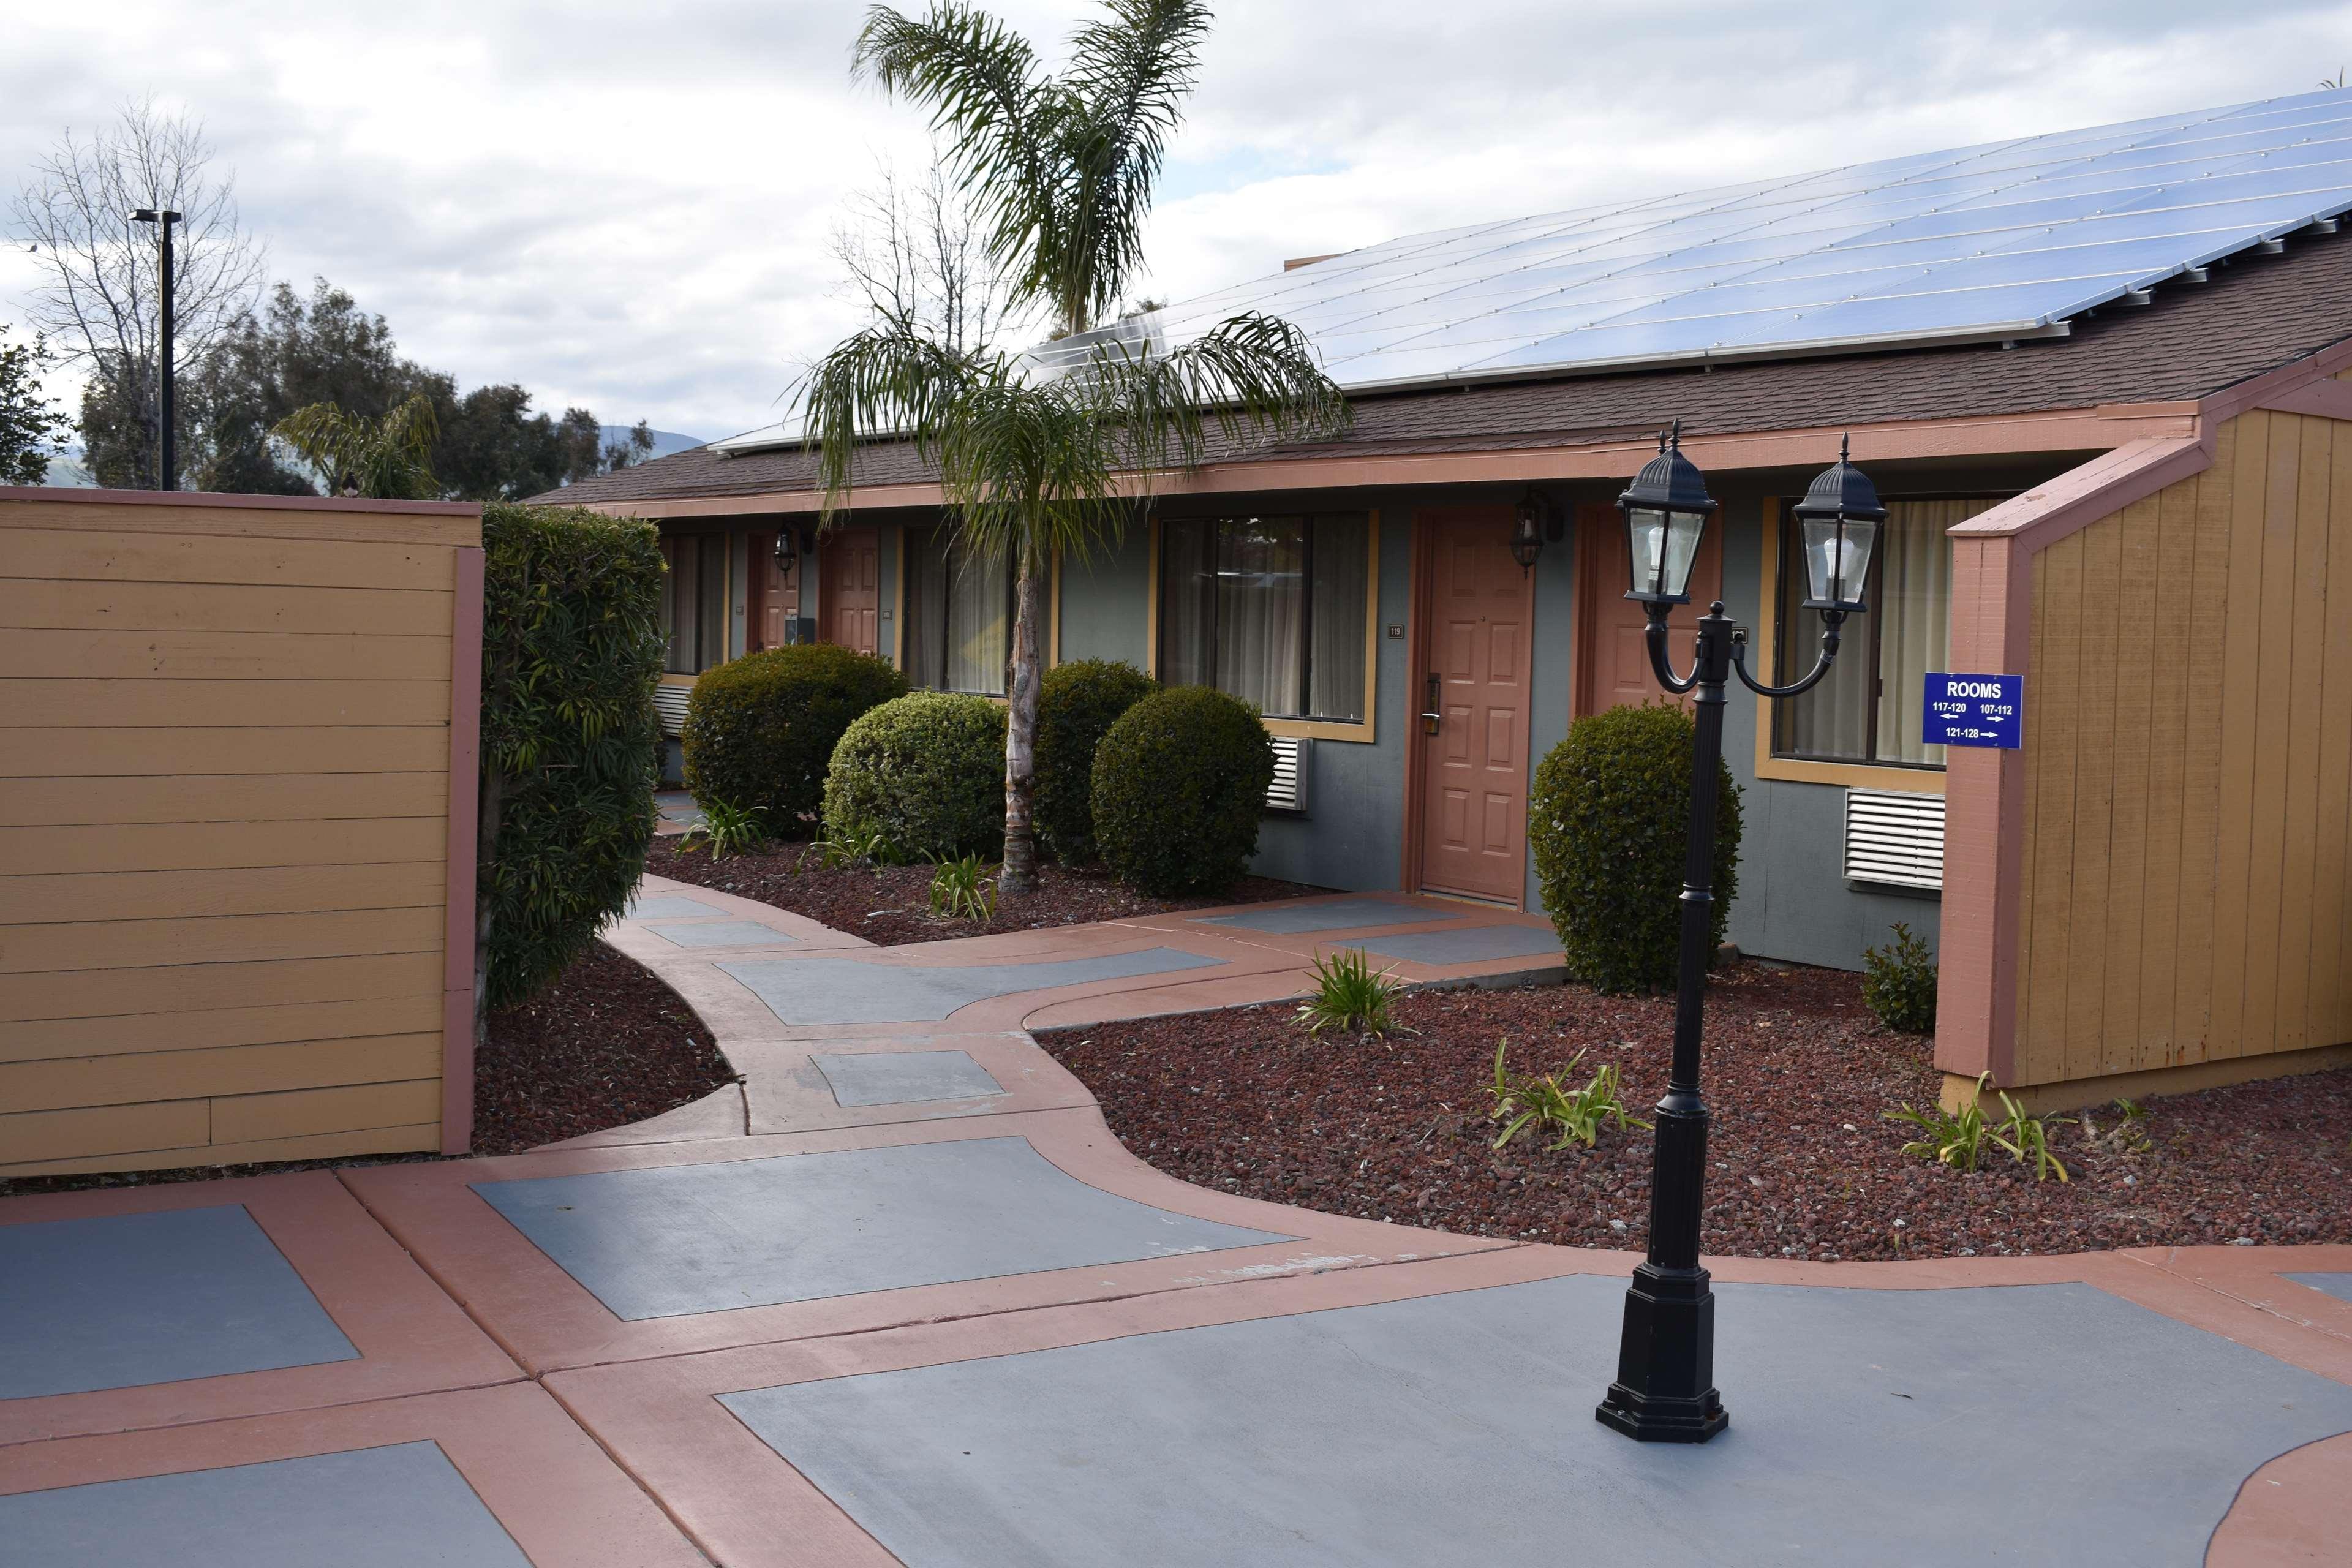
(4, 875, 2351, 1565)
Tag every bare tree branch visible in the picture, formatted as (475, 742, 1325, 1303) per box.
(828, 150, 1031, 356)
(13, 99, 266, 372)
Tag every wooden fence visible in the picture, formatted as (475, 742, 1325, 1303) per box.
(0, 488, 483, 1176)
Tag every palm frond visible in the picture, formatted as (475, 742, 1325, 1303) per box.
(801, 324, 990, 517)
(854, 4, 1064, 325)
(1080, 311, 1352, 475)
(272, 392, 440, 500)
(1061, 0, 1210, 329)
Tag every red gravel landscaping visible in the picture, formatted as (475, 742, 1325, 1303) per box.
(646, 835, 1319, 946)
(469, 941, 737, 1156)
(1042, 964, 2352, 1262)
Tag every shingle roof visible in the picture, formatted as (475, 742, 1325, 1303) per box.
(542, 230, 2352, 510)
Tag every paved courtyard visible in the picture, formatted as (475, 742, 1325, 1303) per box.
(3, 875, 2349, 1564)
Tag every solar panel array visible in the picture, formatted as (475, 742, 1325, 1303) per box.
(722, 88, 2352, 452)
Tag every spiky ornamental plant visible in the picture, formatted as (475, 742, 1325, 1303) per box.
(804, 0, 1351, 897)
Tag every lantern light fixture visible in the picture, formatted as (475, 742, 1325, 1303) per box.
(773, 526, 801, 576)
(1617, 421, 1717, 605)
(1509, 489, 1547, 571)
(1790, 435, 1885, 614)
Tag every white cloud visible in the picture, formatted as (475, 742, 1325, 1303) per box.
(5, 0, 2350, 439)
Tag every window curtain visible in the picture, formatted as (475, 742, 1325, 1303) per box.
(905, 530, 949, 689)
(946, 545, 1010, 696)
(1308, 514, 1368, 722)
(696, 536, 727, 673)
(1158, 517, 1216, 690)
(1216, 518, 1306, 715)
(661, 535, 725, 675)
(1873, 499, 1991, 765)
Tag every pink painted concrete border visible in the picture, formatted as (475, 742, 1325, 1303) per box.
(341, 1108, 1512, 1374)
(0, 1172, 519, 1446)
(441, 545, 485, 1156)
(0, 1382, 707, 1567)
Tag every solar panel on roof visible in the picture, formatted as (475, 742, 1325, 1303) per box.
(717, 87, 2352, 454)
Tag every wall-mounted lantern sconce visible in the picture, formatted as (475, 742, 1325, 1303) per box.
(773, 527, 802, 576)
(1510, 488, 1556, 571)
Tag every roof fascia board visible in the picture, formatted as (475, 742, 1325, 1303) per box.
(567, 405, 2201, 519)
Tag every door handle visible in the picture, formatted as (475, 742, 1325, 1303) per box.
(1422, 673, 1441, 736)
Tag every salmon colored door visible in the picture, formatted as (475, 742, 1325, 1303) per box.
(1416, 506, 1534, 905)
(819, 526, 879, 656)
(746, 532, 801, 651)
(1572, 501, 1722, 717)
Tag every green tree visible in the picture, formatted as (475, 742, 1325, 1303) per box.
(273, 393, 442, 500)
(805, 0, 1349, 895)
(0, 326, 72, 486)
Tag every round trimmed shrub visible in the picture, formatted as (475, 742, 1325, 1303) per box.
(1091, 687, 1276, 897)
(1528, 700, 1742, 994)
(1035, 659, 1159, 864)
(681, 644, 905, 830)
(822, 691, 1006, 859)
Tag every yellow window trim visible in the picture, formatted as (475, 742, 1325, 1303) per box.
(1752, 498, 1947, 799)
(1139, 508, 1381, 746)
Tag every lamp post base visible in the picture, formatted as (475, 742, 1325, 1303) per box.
(1594, 1261, 1729, 1444)
(1594, 1387, 1728, 1444)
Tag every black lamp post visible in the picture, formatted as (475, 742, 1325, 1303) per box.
(1595, 425, 1881, 1444)
(130, 208, 182, 491)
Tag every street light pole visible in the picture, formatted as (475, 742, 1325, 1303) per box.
(131, 208, 182, 491)
(1595, 428, 1882, 1444)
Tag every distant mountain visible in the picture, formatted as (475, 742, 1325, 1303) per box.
(601, 426, 705, 462)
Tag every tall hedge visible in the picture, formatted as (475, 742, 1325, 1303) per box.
(682, 643, 906, 828)
(1528, 700, 1742, 994)
(1035, 659, 1158, 863)
(477, 502, 665, 1017)
(822, 691, 1008, 859)
(1091, 686, 1275, 896)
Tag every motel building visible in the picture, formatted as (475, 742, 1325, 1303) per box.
(555, 88, 2352, 1115)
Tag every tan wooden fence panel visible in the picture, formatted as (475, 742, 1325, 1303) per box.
(0, 488, 481, 1177)
(2015, 409, 2352, 1089)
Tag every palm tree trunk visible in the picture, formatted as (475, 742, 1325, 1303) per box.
(1000, 540, 1045, 896)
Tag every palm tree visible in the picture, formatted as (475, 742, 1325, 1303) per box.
(804, 0, 1351, 895)
(272, 392, 440, 500)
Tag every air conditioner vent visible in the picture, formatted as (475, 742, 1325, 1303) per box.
(1266, 736, 1311, 814)
(654, 683, 693, 738)
(1844, 788, 1944, 893)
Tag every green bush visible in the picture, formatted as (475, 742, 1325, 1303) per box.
(478, 502, 665, 1014)
(1091, 686, 1275, 896)
(681, 643, 905, 830)
(822, 691, 1007, 859)
(1528, 700, 1742, 994)
(1035, 658, 1159, 863)
(1862, 922, 1939, 1033)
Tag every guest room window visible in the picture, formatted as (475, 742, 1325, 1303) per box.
(658, 533, 728, 675)
(1158, 513, 1369, 723)
(1771, 497, 1999, 769)
(903, 528, 1014, 696)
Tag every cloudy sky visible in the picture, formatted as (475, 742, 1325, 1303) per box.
(5, 1, 2350, 441)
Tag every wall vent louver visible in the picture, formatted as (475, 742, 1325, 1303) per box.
(1844, 788, 1944, 893)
